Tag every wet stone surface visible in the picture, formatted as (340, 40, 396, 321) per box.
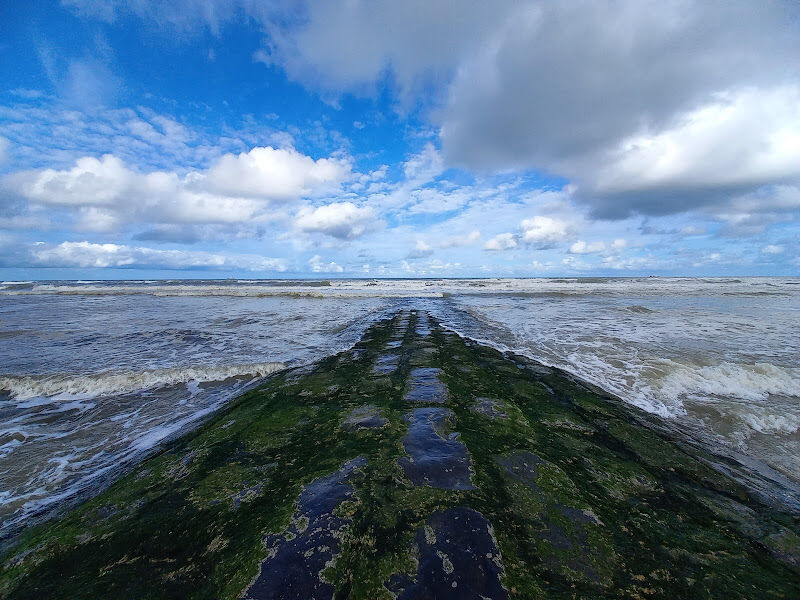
(415, 315, 433, 337)
(387, 507, 508, 600)
(496, 451, 545, 488)
(372, 354, 399, 375)
(404, 368, 447, 404)
(243, 457, 366, 600)
(471, 397, 509, 420)
(398, 408, 475, 490)
(341, 405, 388, 431)
(5, 310, 800, 600)
(497, 451, 602, 580)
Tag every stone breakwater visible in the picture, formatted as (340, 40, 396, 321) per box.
(1, 311, 799, 598)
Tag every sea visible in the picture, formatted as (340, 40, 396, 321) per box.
(1, 277, 798, 539)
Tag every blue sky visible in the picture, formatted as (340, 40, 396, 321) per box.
(0, 0, 798, 279)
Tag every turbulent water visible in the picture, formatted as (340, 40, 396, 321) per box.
(1, 277, 798, 537)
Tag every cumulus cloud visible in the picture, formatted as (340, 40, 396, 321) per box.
(519, 216, 573, 247)
(407, 239, 434, 259)
(484, 233, 517, 252)
(584, 86, 800, 216)
(257, 2, 514, 103)
(569, 240, 606, 255)
(294, 202, 378, 239)
(3, 146, 351, 233)
(204, 146, 350, 200)
(259, 1, 800, 219)
(569, 238, 627, 255)
(31, 240, 287, 270)
(711, 185, 800, 236)
(308, 254, 344, 273)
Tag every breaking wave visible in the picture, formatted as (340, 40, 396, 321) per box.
(658, 361, 800, 405)
(0, 362, 286, 401)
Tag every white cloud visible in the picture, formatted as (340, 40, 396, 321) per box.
(32, 241, 287, 270)
(519, 216, 573, 247)
(258, 1, 513, 103)
(402, 143, 444, 184)
(308, 254, 344, 272)
(254, 0, 800, 219)
(611, 238, 627, 250)
(294, 202, 377, 239)
(569, 240, 605, 255)
(4, 146, 352, 233)
(587, 86, 800, 211)
(712, 185, 800, 235)
(407, 239, 434, 258)
(204, 146, 350, 200)
(484, 232, 517, 251)
(8, 154, 135, 207)
(762, 244, 784, 255)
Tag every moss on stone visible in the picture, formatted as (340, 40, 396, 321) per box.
(1, 311, 798, 599)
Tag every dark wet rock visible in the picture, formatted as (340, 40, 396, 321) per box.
(471, 397, 508, 420)
(387, 507, 508, 600)
(341, 405, 388, 431)
(409, 347, 437, 365)
(347, 349, 365, 361)
(373, 354, 399, 375)
(282, 364, 316, 384)
(497, 451, 544, 488)
(243, 457, 366, 600)
(403, 368, 447, 404)
(398, 408, 475, 490)
(497, 451, 602, 580)
(95, 505, 118, 520)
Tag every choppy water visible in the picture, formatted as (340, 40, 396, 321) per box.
(1, 277, 798, 537)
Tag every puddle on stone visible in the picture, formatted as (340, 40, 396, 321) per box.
(398, 408, 475, 490)
(387, 507, 508, 599)
(471, 397, 509, 420)
(415, 317, 432, 337)
(243, 456, 366, 600)
(342, 405, 388, 431)
(404, 368, 447, 404)
(373, 354, 399, 375)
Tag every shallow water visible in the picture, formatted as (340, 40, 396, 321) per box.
(1, 277, 798, 536)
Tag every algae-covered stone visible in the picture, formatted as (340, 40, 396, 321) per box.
(387, 507, 508, 599)
(1, 310, 798, 599)
(243, 456, 366, 600)
(341, 404, 388, 431)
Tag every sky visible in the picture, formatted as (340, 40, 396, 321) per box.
(0, 0, 798, 279)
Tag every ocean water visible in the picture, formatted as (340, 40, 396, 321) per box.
(1, 277, 798, 537)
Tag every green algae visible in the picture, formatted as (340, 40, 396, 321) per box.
(1, 310, 798, 599)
